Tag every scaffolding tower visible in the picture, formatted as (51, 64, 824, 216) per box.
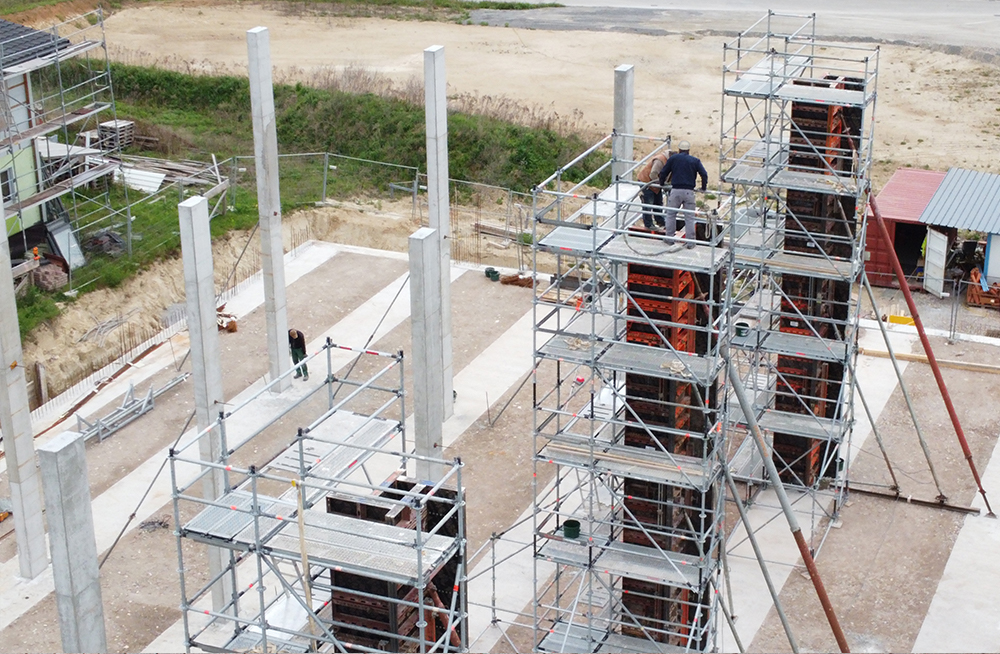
(171, 342, 467, 653)
(0, 10, 129, 265)
(530, 134, 733, 652)
(721, 12, 879, 547)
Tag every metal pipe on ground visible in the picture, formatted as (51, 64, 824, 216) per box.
(725, 347, 851, 653)
(869, 194, 995, 517)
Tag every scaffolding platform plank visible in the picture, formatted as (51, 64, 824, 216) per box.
(775, 83, 866, 107)
(724, 54, 809, 98)
(539, 225, 615, 254)
(538, 536, 706, 589)
(538, 621, 691, 654)
(539, 440, 718, 491)
(600, 232, 729, 274)
(758, 409, 844, 442)
(723, 162, 858, 195)
(599, 341, 720, 385)
(759, 330, 849, 362)
(0, 102, 110, 150)
(736, 249, 855, 281)
(537, 336, 721, 385)
(572, 180, 644, 220)
(267, 511, 455, 586)
(264, 411, 398, 494)
(7, 160, 115, 214)
(184, 490, 289, 544)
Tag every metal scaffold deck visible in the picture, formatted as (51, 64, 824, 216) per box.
(721, 11, 879, 550)
(530, 132, 734, 652)
(170, 342, 468, 653)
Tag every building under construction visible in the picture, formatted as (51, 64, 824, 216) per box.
(0, 11, 128, 268)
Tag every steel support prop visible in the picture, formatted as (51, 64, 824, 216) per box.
(726, 347, 851, 653)
(869, 194, 995, 517)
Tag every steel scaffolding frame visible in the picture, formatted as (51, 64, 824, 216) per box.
(0, 9, 130, 257)
(530, 134, 734, 652)
(721, 11, 879, 551)
(170, 341, 468, 653)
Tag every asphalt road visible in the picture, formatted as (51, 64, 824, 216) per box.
(470, 0, 1000, 54)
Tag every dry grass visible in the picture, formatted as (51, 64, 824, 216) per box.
(109, 45, 596, 138)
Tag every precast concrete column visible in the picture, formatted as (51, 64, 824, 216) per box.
(0, 233, 46, 579)
(409, 227, 445, 481)
(424, 45, 454, 420)
(179, 195, 231, 611)
(612, 64, 635, 181)
(38, 431, 107, 653)
(248, 26, 291, 392)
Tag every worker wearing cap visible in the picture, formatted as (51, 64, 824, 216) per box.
(658, 140, 709, 248)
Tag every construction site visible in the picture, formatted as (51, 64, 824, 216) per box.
(2, 5, 1000, 654)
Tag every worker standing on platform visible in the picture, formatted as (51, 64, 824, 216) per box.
(288, 328, 309, 381)
(637, 152, 668, 230)
(658, 140, 709, 248)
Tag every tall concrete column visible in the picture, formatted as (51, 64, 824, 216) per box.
(38, 431, 107, 653)
(0, 234, 46, 579)
(179, 195, 231, 611)
(409, 227, 445, 481)
(248, 26, 290, 392)
(424, 45, 454, 419)
(612, 64, 635, 181)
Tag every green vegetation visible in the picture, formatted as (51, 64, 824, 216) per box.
(0, 0, 69, 16)
(17, 287, 62, 339)
(103, 63, 602, 192)
(22, 61, 604, 336)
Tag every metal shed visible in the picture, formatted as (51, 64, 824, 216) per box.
(864, 168, 946, 288)
(920, 167, 1000, 286)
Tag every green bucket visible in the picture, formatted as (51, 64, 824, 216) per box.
(735, 321, 751, 338)
(563, 519, 581, 539)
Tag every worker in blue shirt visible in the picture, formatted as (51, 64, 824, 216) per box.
(657, 140, 709, 248)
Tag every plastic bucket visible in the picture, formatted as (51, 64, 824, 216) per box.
(563, 519, 581, 539)
(735, 321, 751, 338)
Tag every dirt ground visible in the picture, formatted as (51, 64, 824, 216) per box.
(748, 334, 1000, 652)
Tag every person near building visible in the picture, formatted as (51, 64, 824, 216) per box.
(657, 140, 709, 248)
(637, 152, 668, 230)
(288, 328, 309, 381)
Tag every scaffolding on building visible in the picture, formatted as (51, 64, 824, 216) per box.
(170, 341, 468, 653)
(720, 12, 879, 551)
(0, 10, 130, 266)
(530, 133, 734, 652)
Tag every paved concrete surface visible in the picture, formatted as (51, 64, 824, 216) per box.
(471, 2, 1000, 55)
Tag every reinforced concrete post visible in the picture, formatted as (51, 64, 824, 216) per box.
(424, 45, 454, 420)
(38, 431, 107, 653)
(179, 195, 231, 612)
(248, 26, 291, 392)
(0, 233, 46, 579)
(409, 227, 445, 481)
(612, 64, 635, 181)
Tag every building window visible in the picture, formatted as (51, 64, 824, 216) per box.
(0, 168, 14, 205)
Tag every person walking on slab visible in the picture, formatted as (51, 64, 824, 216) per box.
(288, 328, 309, 381)
(658, 140, 709, 248)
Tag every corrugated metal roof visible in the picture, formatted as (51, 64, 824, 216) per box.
(872, 168, 946, 223)
(920, 168, 1000, 233)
